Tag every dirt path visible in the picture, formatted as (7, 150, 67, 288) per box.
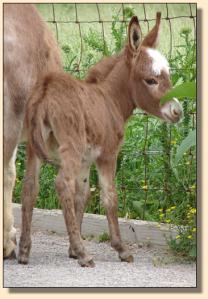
(4, 230, 196, 288)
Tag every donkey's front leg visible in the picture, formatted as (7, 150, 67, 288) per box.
(96, 157, 133, 263)
(18, 145, 41, 264)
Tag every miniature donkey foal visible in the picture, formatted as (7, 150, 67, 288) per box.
(19, 14, 183, 267)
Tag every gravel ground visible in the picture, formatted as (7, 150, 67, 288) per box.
(4, 230, 196, 288)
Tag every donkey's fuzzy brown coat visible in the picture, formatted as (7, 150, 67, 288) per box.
(18, 13, 183, 267)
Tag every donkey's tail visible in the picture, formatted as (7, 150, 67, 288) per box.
(26, 89, 57, 166)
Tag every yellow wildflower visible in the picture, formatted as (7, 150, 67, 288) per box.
(142, 185, 148, 191)
(166, 219, 171, 223)
(188, 235, 192, 239)
(190, 208, 196, 214)
(176, 235, 180, 239)
(192, 228, 196, 233)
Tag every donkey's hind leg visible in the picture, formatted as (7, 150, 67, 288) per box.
(3, 97, 22, 258)
(69, 163, 91, 259)
(56, 145, 94, 267)
(96, 156, 133, 263)
(18, 145, 41, 264)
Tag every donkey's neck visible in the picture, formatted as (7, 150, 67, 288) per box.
(99, 59, 135, 122)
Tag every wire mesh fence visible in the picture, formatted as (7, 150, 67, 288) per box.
(15, 3, 196, 223)
(39, 3, 196, 73)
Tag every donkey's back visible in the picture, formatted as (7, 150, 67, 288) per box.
(4, 4, 61, 127)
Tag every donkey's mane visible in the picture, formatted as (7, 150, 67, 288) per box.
(85, 51, 124, 83)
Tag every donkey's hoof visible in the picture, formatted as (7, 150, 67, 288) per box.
(18, 254, 29, 265)
(69, 253, 78, 259)
(78, 257, 95, 268)
(69, 247, 78, 259)
(18, 258, 29, 265)
(120, 252, 134, 263)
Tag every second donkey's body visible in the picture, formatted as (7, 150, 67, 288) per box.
(3, 4, 62, 258)
(19, 14, 183, 267)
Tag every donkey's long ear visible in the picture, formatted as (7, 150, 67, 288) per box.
(142, 12, 161, 48)
(128, 16, 142, 51)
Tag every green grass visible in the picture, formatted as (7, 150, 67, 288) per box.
(98, 232, 110, 243)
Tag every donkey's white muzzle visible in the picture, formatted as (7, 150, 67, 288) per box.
(161, 98, 183, 123)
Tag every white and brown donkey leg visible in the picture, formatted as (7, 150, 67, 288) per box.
(4, 147, 17, 259)
(96, 156, 133, 262)
(18, 145, 41, 264)
(3, 89, 21, 258)
(56, 143, 94, 267)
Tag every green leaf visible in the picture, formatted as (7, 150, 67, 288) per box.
(174, 129, 196, 164)
(160, 82, 196, 105)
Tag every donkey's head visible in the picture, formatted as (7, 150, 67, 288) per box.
(126, 13, 183, 123)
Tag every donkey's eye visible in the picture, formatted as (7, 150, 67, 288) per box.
(145, 79, 158, 85)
